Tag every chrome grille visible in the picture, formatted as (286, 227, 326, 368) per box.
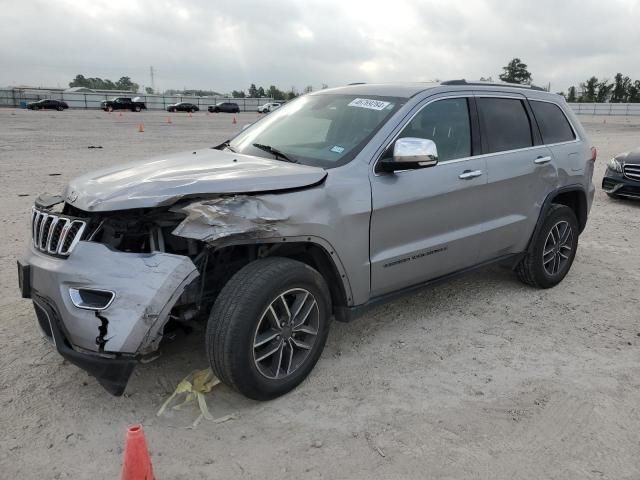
(31, 208, 87, 256)
(623, 164, 640, 181)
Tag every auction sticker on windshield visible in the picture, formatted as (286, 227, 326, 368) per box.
(348, 98, 391, 110)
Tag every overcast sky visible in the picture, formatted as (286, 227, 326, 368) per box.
(2, 0, 639, 94)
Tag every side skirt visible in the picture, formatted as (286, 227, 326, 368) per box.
(334, 252, 524, 323)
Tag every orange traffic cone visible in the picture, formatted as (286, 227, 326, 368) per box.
(232, 116, 237, 124)
(167, 117, 172, 124)
(121, 424, 155, 480)
(138, 123, 144, 133)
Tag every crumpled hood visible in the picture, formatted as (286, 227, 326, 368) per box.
(64, 148, 327, 212)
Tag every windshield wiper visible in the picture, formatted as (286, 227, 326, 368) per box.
(214, 140, 236, 153)
(252, 143, 298, 163)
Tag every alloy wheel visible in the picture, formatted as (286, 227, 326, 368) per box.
(542, 220, 573, 276)
(252, 288, 319, 380)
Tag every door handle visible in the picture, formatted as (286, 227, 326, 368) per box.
(534, 156, 552, 165)
(458, 170, 483, 180)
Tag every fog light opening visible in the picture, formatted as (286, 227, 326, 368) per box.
(69, 288, 115, 310)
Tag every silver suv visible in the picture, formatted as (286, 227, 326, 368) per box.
(18, 80, 596, 399)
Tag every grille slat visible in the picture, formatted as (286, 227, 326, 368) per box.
(624, 164, 640, 181)
(30, 208, 86, 257)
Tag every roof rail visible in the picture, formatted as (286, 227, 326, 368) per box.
(347, 82, 366, 86)
(441, 79, 546, 92)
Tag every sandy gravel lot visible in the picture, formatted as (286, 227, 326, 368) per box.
(0, 109, 639, 479)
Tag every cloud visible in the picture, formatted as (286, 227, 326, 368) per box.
(1, 0, 639, 93)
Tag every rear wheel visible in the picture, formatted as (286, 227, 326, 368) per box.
(517, 204, 579, 288)
(56, 106, 63, 111)
(134, 105, 141, 112)
(206, 257, 331, 400)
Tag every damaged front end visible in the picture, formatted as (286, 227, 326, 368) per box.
(19, 196, 226, 395)
(19, 183, 339, 395)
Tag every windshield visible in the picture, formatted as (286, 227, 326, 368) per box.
(229, 94, 403, 168)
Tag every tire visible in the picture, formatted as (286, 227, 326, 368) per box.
(517, 204, 579, 288)
(191, 108, 197, 113)
(214, 108, 220, 113)
(606, 192, 621, 200)
(107, 106, 113, 113)
(56, 106, 63, 111)
(134, 106, 141, 112)
(206, 257, 331, 400)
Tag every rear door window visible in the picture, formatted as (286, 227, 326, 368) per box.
(530, 100, 576, 144)
(477, 98, 533, 153)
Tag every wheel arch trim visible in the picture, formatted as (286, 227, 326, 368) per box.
(527, 185, 588, 253)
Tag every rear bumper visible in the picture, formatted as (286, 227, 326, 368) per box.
(19, 241, 199, 394)
(602, 168, 640, 199)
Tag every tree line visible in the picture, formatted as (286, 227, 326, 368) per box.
(566, 74, 640, 103)
(69, 74, 139, 92)
(230, 83, 327, 100)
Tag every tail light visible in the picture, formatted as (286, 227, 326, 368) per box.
(590, 146, 597, 162)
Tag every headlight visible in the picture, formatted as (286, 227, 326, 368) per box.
(608, 157, 623, 173)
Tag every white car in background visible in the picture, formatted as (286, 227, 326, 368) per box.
(258, 102, 282, 113)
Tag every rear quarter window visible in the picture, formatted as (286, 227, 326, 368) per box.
(530, 100, 576, 144)
(477, 97, 533, 153)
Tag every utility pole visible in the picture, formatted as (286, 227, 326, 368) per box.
(150, 66, 156, 93)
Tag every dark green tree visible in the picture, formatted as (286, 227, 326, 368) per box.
(610, 73, 631, 103)
(231, 90, 246, 98)
(499, 58, 532, 84)
(268, 85, 286, 100)
(595, 79, 612, 103)
(248, 83, 258, 97)
(115, 76, 138, 92)
(628, 80, 640, 103)
(257, 86, 266, 97)
(579, 77, 598, 102)
(145, 87, 154, 94)
(567, 86, 577, 102)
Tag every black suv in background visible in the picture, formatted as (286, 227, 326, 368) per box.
(208, 102, 240, 113)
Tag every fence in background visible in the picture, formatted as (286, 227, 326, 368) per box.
(0, 88, 274, 112)
(568, 103, 640, 116)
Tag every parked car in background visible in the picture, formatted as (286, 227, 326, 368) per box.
(27, 99, 68, 111)
(167, 102, 199, 113)
(208, 102, 240, 113)
(101, 97, 146, 112)
(602, 147, 640, 199)
(18, 80, 595, 400)
(258, 102, 282, 113)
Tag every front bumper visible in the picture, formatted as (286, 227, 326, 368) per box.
(19, 241, 199, 395)
(602, 168, 640, 199)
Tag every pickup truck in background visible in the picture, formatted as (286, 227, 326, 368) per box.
(101, 97, 147, 112)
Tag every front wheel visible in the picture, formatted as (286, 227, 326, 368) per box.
(517, 204, 579, 288)
(56, 106, 63, 111)
(206, 257, 331, 400)
(134, 106, 141, 112)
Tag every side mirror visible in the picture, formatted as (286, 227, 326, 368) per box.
(381, 137, 438, 172)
